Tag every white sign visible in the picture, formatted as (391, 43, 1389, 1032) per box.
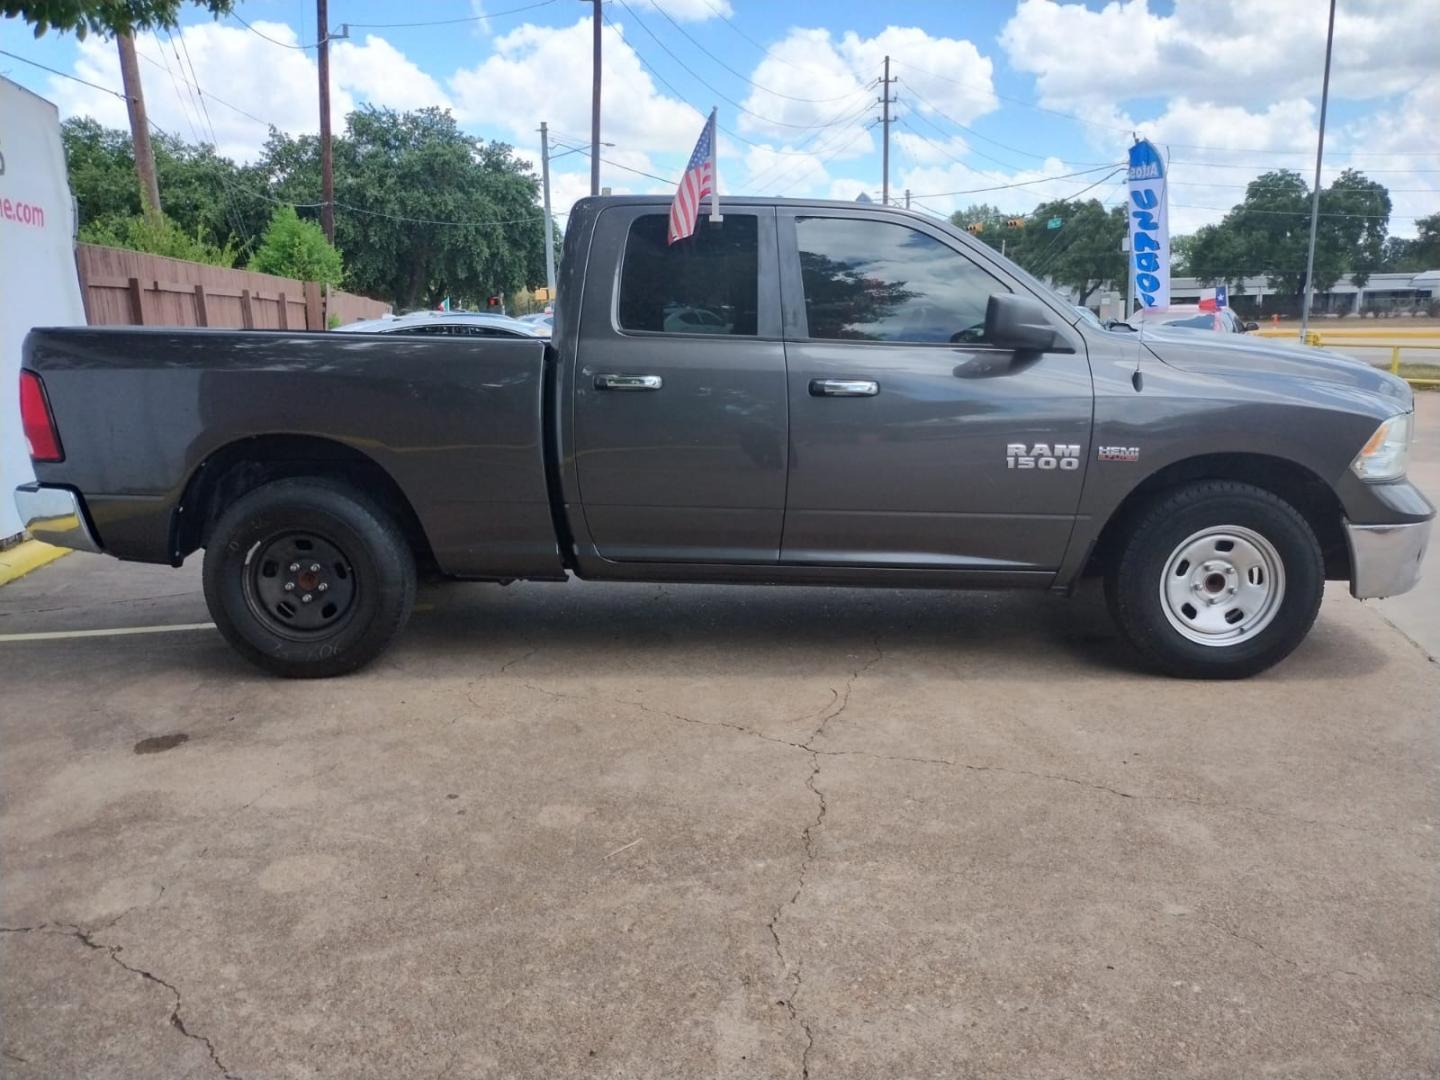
(1126, 138, 1170, 309)
(1, 78, 87, 539)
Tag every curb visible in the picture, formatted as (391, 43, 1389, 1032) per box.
(0, 540, 70, 586)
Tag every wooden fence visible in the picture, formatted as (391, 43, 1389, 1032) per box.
(74, 244, 390, 331)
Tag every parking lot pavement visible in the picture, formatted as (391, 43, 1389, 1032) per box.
(1, 558, 1437, 1079)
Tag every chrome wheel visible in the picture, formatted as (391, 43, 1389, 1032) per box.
(1159, 525, 1286, 647)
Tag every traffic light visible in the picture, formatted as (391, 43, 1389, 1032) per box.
(487, 296, 501, 308)
(1006, 217, 1026, 229)
(966, 222, 985, 235)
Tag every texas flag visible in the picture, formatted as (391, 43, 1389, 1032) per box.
(1198, 285, 1228, 312)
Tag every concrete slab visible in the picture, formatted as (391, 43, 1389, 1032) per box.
(1, 557, 1436, 1078)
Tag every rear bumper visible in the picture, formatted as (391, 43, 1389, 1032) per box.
(13, 484, 102, 554)
(1345, 518, 1431, 599)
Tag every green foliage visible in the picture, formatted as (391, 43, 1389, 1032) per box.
(78, 212, 236, 266)
(1379, 211, 1440, 272)
(4, 0, 233, 38)
(249, 205, 344, 286)
(62, 109, 548, 306)
(1186, 169, 1394, 295)
(953, 198, 1126, 305)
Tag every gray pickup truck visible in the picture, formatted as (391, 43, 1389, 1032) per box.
(16, 197, 1433, 679)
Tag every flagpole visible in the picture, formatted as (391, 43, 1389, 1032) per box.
(707, 107, 722, 223)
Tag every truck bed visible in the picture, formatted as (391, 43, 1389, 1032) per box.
(24, 327, 565, 578)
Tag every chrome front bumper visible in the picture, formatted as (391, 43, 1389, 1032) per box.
(13, 484, 102, 553)
(1345, 518, 1432, 599)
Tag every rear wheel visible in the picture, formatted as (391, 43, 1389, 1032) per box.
(1104, 481, 1324, 679)
(203, 478, 416, 678)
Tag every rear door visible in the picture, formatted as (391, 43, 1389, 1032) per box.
(570, 205, 787, 563)
(778, 208, 1093, 572)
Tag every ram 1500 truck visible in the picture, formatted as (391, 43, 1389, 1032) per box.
(16, 197, 1433, 679)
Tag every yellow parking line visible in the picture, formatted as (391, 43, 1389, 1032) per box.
(0, 540, 70, 586)
(0, 622, 216, 643)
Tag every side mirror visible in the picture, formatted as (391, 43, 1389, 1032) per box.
(984, 294, 1063, 353)
(1243, 321, 1260, 332)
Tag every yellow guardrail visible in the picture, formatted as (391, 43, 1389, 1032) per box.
(1251, 327, 1440, 387)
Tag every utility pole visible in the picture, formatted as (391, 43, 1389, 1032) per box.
(317, 0, 335, 243)
(1299, 0, 1336, 343)
(539, 122, 557, 295)
(904, 189, 911, 210)
(879, 55, 895, 206)
(589, 0, 602, 197)
(116, 33, 161, 221)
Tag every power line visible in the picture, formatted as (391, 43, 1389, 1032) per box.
(230, 13, 320, 50)
(745, 99, 877, 191)
(645, 0, 862, 104)
(550, 142, 677, 186)
(600, 10, 869, 156)
(134, 47, 273, 127)
(907, 163, 1124, 201)
(0, 48, 129, 100)
(345, 0, 558, 30)
(896, 59, 1440, 160)
(611, 0, 871, 131)
(698, 0, 808, 73)
(901, 81, 1109, 170)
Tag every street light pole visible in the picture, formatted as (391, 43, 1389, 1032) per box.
(539, 121, 557, 295)
(1299, 0, 1337, 343)
(317, 0, 335, 243)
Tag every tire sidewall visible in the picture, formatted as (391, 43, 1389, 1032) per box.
(203, 482, 414, 677)
(1112, 487, 1324, 677)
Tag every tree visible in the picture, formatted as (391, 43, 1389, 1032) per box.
(78, 212, 235, 266)
(1185, 169, 1394, 300)
(4, 0, 233, 37)
(1379, 211, 1440, 272)
(953, 198, 1126, 305)
(253, 107, 548, 309)
(249, 205, 343, 285)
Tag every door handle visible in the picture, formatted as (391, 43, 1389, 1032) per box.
(809, 378, 879, 397)
(595, 374, 663, 391)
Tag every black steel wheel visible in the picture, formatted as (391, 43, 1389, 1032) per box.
(203, 478, 416, 678)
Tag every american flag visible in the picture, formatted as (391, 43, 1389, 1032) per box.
(668, 109, 719, 245)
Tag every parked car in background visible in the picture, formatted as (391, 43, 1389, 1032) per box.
(1128, 305, 1259, 334)
(518, 313, 554, 333)
(336, 312, 548, 338)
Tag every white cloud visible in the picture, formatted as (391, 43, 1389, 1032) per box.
(332, 35, 451, 113)
(736, 24, 996, 150)
(626, 0, 731, 18)
(450, 17, 701, 177)
(1000, 0, 1439, 111)
(51, 21, 334, 162)
(1337, 75, 1440, 239)
(47, 20, 453, 162)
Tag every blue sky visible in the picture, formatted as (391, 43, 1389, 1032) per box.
(2, 0, 1436, 236)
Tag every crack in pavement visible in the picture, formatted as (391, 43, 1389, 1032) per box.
(1192, 915, 1440, 1008)
(766, 637, 885, 1079)
(1, 922, 235, 1077)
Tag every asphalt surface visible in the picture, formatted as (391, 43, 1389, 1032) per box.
(2, 408, 1438, 1078)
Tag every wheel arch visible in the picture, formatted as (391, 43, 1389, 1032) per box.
(1082, 452, 1350, 581)
(172, 434, 437, 573)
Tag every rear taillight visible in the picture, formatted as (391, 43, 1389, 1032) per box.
(19, 370, 63, 462)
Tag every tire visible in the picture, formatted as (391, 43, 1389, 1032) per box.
(202, 478, 416, 678)
(1104, 480, 1324, 679)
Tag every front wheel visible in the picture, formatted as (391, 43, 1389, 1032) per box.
(1104, 481, 1324, 679)
(203, 478, 416, 678)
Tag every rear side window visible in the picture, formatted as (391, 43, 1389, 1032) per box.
(795, 216, 1008, 344)
(617, 214, 758, 336)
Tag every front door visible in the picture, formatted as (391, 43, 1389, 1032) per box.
(571, 206, 787, 563)
(778, 210, 1093, 572)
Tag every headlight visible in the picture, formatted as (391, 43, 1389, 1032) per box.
(1350, 412, 1412, 481)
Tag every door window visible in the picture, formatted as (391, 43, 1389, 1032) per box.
(617, 214, 759, 336)
(794, 216, 1009, 344)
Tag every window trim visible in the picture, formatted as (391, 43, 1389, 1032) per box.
(776, 206, 1082, 354)
(603, 205, 782, 342)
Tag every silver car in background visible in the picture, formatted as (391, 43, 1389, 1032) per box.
(335, 312, 549, 338)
